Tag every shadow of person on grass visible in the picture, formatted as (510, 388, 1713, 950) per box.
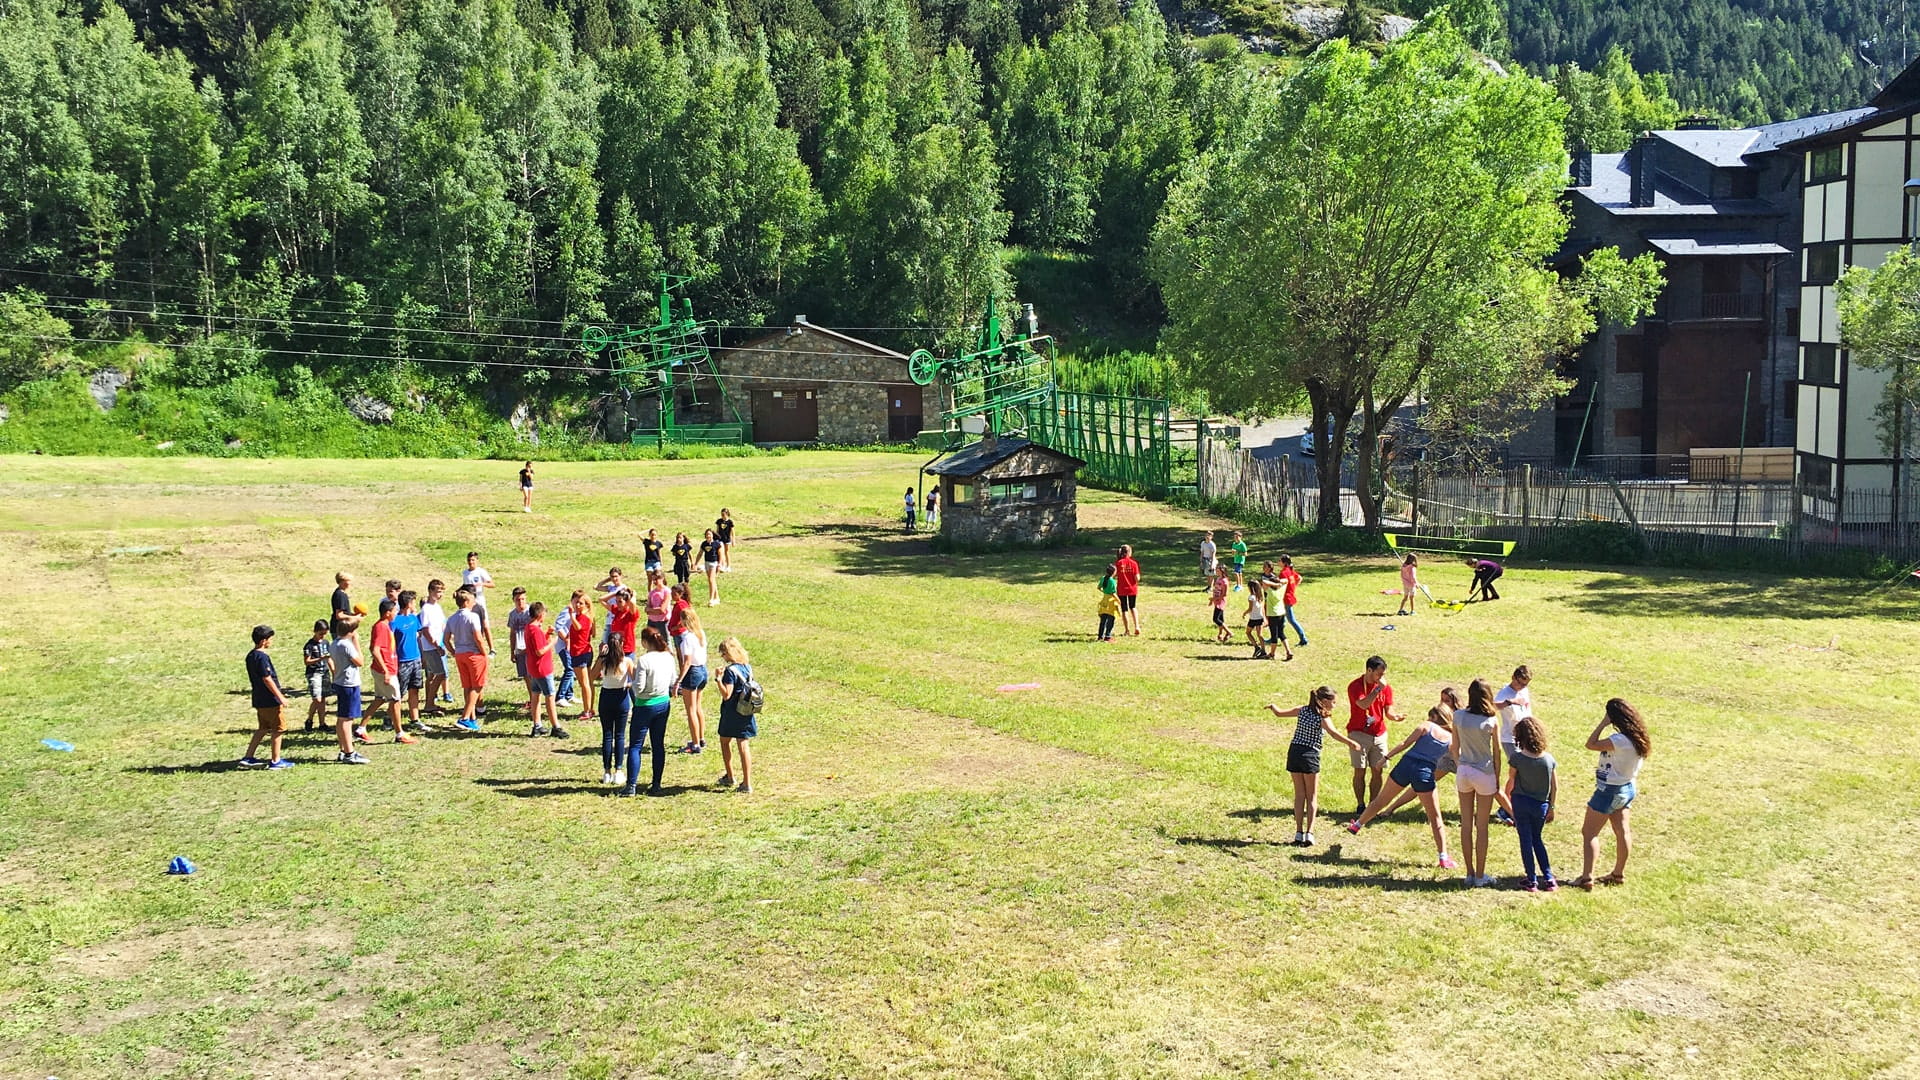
(1292, 873, 1460, 892)
(474, 777, 699, 798)
(126, 761, 246, 775)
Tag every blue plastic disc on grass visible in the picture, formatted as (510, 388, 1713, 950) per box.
(166, 856, 197, 875)
(40, 739, 74, 752)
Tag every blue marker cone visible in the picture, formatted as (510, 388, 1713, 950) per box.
(166, 856, 197, 875)
(40, 739, 74, 752)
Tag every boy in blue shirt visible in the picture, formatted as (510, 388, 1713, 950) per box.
(392, 590, 427, 732)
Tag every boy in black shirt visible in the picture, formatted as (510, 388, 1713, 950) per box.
(302, 619, 331, 732)
(241, 625, 293, 770)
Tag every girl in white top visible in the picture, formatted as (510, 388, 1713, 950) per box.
(1452, 679, 1503, 888)
(677, 607, 710, 754)
(1577, 697, 1652, 890)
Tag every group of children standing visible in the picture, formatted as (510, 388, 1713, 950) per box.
(1266, 659, 1649, 891)
(1193, 531, 1309, 660)
(240, 509, 763, 797)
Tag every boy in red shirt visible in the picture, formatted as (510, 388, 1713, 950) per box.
(524, 602, 567, 739)
(1114, 544, 1142, 636)
(368, 599, 418, 744)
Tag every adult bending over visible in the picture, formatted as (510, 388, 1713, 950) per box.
(1576, 698, 1651, 889)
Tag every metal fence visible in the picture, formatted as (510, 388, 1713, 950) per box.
(1029, 390, 1196, 496)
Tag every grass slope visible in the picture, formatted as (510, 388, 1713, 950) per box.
(0, 453, 1916, 1079)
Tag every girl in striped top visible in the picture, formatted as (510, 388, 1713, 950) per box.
(1268, 687, 1361, 847)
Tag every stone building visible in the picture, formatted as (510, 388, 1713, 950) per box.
(713, 318, 932, 444)
(925, 436, 1084, 547)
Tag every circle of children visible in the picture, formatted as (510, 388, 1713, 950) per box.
(238, 507, 767, 798)
(1097, 530, 1647, 893)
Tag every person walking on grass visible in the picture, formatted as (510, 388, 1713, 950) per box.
(925, 487, 939, 530)
(240, 625, 293, 770)
(597, 646, 635, 789)
(524, 602, 567, 739)
(1258, 569, 1294, 661)
(566, 592, 597, 722)
(1114, 545, 1142, 636)
(446, 587, 488, 732)
(670, 533, 693, 587)
(1505, 716, 1558, 892)
(1199, 531, 1217, 586)
(392, 591, 427, 733)
(1229, 530, 1248, 584)
(420, 579, 454, 709)
(1267, 687, 1360, 847)
(1576, 698, 1650, 890)
(1096, 564, 1120, 642)
(1345, 656, 1403, 815)
(676, 607, 711, 753)
(519, 460, 534, 512)
(1395, 554, 1432, 616)
(1243, 578, 1272, 660)
(461, 552, 497, 649)
(903, 487, 917, 532)
(624, 627, 680, 796)
(367, 599, 415, 745)
(1208, 564, 1232, 643)
(1276, 554, 1307, 647)
(1344, 705, 1457, 870)
(715, 508, 736, 571)
(715, 636, 757, 793)
(642, 530, 664, 578)
(700, 529, 724, 605)
(329, 619, 370, 764)
(1466, 557, 1504, 602)
(302, 619, 331, 732)
(1452, 679, 1504, 887)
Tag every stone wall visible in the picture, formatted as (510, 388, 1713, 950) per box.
(716, 322, 919, 444)
(942, 499, 1078, 547)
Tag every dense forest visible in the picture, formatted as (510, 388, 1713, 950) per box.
(1500, 0, 1912, 123)
(0, 0, 1913, 453)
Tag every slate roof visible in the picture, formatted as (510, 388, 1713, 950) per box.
(924, 437, 1084, 477)
(1645, 235, 1790, 256)
(1576, 153, 1776, 217)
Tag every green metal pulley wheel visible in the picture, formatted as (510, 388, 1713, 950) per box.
(581, 326, 613, 354)
(908, 348, 941, 387)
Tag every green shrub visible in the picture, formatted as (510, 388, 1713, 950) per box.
(0, 291, 78, 390)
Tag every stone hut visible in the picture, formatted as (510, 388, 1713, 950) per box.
(925, 435, 1084, 547)
(715, 318, 933, 444)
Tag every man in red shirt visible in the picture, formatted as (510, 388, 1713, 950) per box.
(1346, 655, 1402, 814)
(367, 599, 418, 744)
(1114, 544, 1142, 636)
(523, 602, 568, 739)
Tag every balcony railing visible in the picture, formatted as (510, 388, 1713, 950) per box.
(1676, 292, 1766, 321)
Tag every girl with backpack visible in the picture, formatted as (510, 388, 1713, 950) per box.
(715, 636, 757, 792)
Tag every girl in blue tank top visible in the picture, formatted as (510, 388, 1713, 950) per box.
(1344, 706, 1459, 870)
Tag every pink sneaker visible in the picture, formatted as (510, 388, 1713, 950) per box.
(1438, 855, 1459, 870)
(1344, 820, 1362, 835)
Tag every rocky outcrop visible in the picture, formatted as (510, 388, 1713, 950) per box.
(88, 370, 128, 411)
(346, 395, 394, 423)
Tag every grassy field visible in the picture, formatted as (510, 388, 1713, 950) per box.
(1, 451, 1916, 1079)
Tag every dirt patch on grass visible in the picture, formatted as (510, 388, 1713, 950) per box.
(240, 1033, 521, 1079)
(54, 924, 352, 981)
(1579, 966, 1725, 1020)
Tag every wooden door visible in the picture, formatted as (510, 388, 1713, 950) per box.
(885, 384, 923, 441)
(750, 388, 819, 443)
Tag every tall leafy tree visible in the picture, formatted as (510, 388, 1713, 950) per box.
(1838, 248, 1920, 504)
(1152, 19, 1661, 528)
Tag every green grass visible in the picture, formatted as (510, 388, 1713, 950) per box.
(2, 452, 1917, 1078)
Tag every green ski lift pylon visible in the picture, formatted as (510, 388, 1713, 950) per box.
(908, 297, 1056, 445)
(580, 275, 747, 444)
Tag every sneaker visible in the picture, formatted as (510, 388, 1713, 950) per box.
(531, 724, 549, 737)
(1479, 875, 1499, 889)
(617, 785, 638, 798)
(267, 758, 296, 770)
(1354, 803, 1367, 818)
(1296, 639, 1309, 647)
(1494, 808, 1514, 826)
(1344, 820, 1362, 835)
(455, 718, 481, 732)
(303, 718, 316, 732)
(613, 770, 626, 787)
(341, 752, 370, 765)
(1524, 877, 1539, 894)
(716, 774, 735, 788)
(1291, 831, 1303, 845)
(353, 727, 371, 744)
(708, 598, 719, 606)
(407, 721, 430, 734)
(602, 771, 614, 786)
(1541, 876, 1560, 893)
(438, 693, 456, 705)
(735, 782, 751, 793)
(551, 727, 570, 740)
(1437, 855, 1458, 870)
(237, 757, 266, 769)
(1464, 873, 1484, 887)
(1302, 832, 1315, 846)
(646, 785, 666, 796)
(395, 733, 419, 745)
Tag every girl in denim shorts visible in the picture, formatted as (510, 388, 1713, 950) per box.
(1576, 698, 1651, 890)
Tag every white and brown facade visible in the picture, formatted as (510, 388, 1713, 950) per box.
(1785, 59, 1920, 520)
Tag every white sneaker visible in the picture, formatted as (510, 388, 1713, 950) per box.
(708, 598, 719, 606)
(602, 771, 614, 786)
(613, 770, 626, 786)
(522, 506, 531, 513)
(1479, 875, 1499, 889)
(1303, 832, 1315, 846)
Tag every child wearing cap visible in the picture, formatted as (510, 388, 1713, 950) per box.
(240, 625, 292, 770)
(302, 619, 331, 732)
